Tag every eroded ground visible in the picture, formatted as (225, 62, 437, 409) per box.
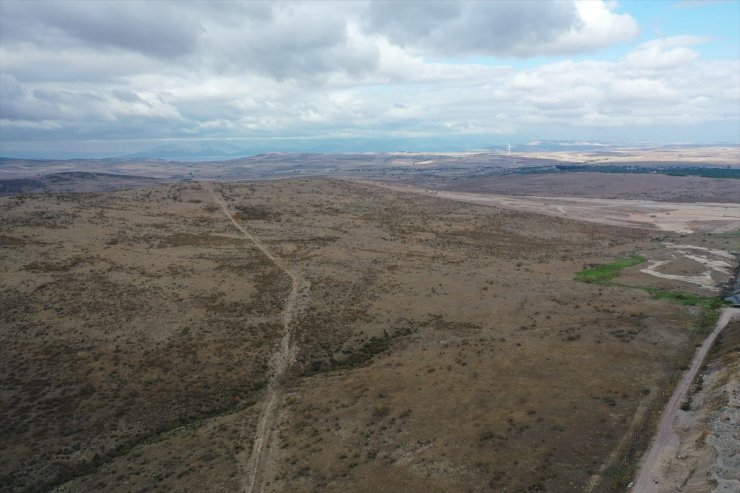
(0, 178, 734, 492)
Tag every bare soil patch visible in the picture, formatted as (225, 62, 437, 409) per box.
(654, 257, 709, 277)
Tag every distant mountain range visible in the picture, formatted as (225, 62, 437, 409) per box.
(121, 137, 495, 159)
(124, 140, 740, 160)
(3, 139, 736, 161)
(123, 142, 252, 160)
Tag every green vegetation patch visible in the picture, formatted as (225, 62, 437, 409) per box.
(575, 255, 728, 337)
(641, 288, 725, 309)
(574, 254, 646, 284)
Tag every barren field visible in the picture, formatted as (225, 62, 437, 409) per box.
(0, 178, 735, 492)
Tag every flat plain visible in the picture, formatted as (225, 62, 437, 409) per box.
(0, 176, 736, 492)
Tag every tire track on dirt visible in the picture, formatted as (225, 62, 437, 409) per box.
(209, 185, 304, 493)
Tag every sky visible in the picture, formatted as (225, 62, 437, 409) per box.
(0, 0, 739, 158)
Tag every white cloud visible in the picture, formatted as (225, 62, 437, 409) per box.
(625, 36, 706, 69)
(0, 1, 737, 148)
(0, 119, 63, 130)
(0, 0, 203, 58)
(364, 0, 638, 57)
(551, 0, 639, 55)
(609, 78, 681, 103)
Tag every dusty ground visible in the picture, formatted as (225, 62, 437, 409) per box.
(431, 173, 740, 204)
(0, 178, 735, 492)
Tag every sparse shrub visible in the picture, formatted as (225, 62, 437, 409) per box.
(574, 255, 646, 284)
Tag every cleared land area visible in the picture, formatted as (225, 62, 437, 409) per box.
(1, 177, 736, 492)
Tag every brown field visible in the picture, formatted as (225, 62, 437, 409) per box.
(0, 178, 735, 492)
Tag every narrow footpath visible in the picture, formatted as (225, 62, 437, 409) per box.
(210, 185, 304, 493)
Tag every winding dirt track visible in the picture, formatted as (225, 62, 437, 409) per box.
(210, 186, 304, 493)
(631, 307, 739, 492)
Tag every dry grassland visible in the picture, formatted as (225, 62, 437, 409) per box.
(0, 178, 724, 492)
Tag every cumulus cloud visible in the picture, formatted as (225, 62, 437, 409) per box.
(364, 0, 637, 57)
(0, 0, 637, 78)
(551, 1, 639, 54)
(204, 12, 380, 80)
(625, 36, 706, 69)
(0, 73, 181, 125)
(0, 1, 737, 149)
(0, 1, 202, 58)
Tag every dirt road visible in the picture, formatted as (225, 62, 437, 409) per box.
(210, 186, 305, 493)
(631, 307, 739, 492)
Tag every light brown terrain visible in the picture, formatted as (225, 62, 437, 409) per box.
(0, 178, 736, 493)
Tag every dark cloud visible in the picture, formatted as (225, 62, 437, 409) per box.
(1, 1, 202, 58)
(112, 90, 146, 103)
(0, 0, 630, 84)
(202, 3, 379, 79)
(365, 1, 464, 44)
(0, 1, 378, 81)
